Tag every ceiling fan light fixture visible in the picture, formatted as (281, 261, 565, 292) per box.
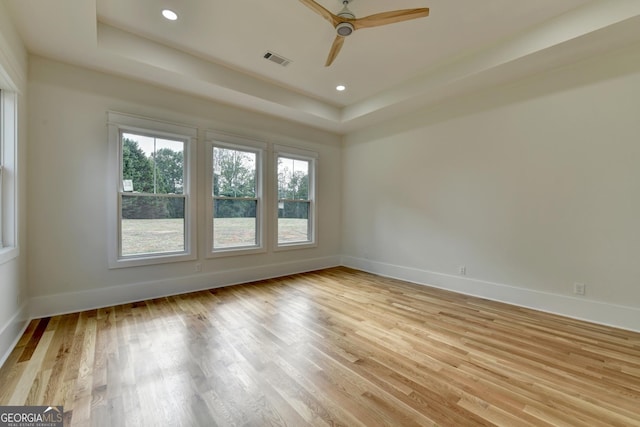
(336, 22, 354, 36)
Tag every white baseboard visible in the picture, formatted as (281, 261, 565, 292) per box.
(30, 256, 341, 319)
(341, 256, 640, 333)
(0, 302, 29, 368)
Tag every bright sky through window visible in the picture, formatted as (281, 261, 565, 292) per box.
(124, 133, 183, 157)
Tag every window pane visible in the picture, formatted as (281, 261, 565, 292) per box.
(278, 201, 310, 243)
(213, 199, 257, 249)
(122, 132, 184, 195)
(121, 195, 185, 256)
(278, 157, 309, 200)
(213, 147, 256, 197)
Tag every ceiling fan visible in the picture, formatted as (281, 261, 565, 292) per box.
(299, 0, 430, 66)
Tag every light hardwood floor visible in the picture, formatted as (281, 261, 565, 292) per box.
(1, 267, 639, 426)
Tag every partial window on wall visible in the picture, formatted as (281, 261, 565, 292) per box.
(206, 131, 266, 257)
(107, 112, 197, 268)
(275, 146, 317, 249)
(0, 87, 19, 265)
(0, 90, 3, 248)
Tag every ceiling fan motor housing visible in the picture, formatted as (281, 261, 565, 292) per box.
(336, 21, 354, 36)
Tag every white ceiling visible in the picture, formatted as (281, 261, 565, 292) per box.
(5, 0, 640, 134)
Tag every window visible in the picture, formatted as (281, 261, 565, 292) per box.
(206, 132, 265, 256)
(275, 146, 317, 248)
(107, 112, 196, 268)
(0, 90, 3, 248)
(0, 87, 19, 264)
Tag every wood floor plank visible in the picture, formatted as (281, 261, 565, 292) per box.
(0, 346, 27, 403)
(17, 317, 50, 363)
(8, 329, 55, 404)
(1, 267, 640, 426)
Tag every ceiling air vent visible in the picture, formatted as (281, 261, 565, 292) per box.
(263, 51, 291, 67)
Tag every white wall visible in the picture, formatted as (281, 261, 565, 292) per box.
(0, 0, 29, 366)
(27, 56, 342, 317)
(342, 43, 640, 332)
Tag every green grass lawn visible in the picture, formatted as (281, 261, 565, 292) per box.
(121, 218, 309, 255)
(121, 218, 185, 255)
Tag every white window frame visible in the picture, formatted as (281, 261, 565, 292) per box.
(107, 111, 197, 268)
(274, 145, 317, 251)
(0, 87, 19, 265)
(205, 131, 266, 257)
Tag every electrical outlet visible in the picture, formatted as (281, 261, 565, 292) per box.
(195, 263, 202, 273)
(458, 265, 466, 276)
(573, 282, 585, 296)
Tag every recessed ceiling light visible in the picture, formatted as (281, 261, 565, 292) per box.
(162, 9, 178, 21)
(336, 85, 346, 91)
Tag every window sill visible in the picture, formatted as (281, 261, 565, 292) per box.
(274, 241, 317, 252)
(108, 251, 196, 269)
(0, 246, 19, 266)
(208, 246, 267, 259)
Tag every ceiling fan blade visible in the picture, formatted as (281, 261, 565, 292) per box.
(325, 35, 345, 67)
(353, 8, 429, 30)
(299, 0, 340, 27)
